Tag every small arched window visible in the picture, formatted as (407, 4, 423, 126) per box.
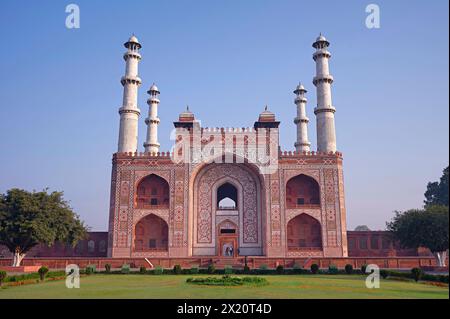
(99, 240, 106, 253)
(217, 183, 238, 209)
(87, 240, 95, 253)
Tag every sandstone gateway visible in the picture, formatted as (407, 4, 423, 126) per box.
(108, 34, 346, 259)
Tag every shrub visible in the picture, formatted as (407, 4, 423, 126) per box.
(173, 264, 182, 275)
(293, 264, 307, 274)
(276, 265, 284, 274)
(256, 264, 269, 275)
(380, 269, 388, 279)
(328, 265, 338, 275)
(85, 265, 96, 275)
(207, 264, 216, 274)
(243, 265, 250, 274)
(190, 266, 199, 274)
(139, 266, 147, 274)
(38, 266, 49, 281)
(361, 264, 368, 274)
(438, 275, 449, 283)
(105, 264, 111, 273)
(411, 268, 423, 282)
(344, 264, 353, 275)
(224, 266, 233, 275)
(310, 264, 319, 274)
(154, 266, 163, 275)
(0, 270, 7, 287)
(121, 264, 130, 274)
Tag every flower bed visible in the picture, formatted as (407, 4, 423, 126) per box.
(186, 275, 268, 286)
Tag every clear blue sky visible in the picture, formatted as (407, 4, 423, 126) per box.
(0, 0, 448, 231)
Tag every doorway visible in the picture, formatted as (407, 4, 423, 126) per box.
(217, 220, 238, 257)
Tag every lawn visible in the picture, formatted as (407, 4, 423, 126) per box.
(0, 274, 448, 299)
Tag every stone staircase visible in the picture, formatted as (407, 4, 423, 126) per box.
(213, 257, 245, 269)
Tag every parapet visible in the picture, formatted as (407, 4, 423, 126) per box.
(114, 151, 173, 159)
(279, 150, 343, 158)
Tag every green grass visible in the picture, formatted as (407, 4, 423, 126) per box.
(0, 274, 448, 299)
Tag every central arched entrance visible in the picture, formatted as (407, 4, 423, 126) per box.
(190, 163, 264, 256)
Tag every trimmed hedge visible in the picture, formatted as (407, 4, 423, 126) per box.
(85, 265, 96, 275)
(276, 265, 284, 274)
(224, 266, 233, 275)
(154, 266, 164, 275)
(328, 265, 338, 275)
(173, 264, 182, 275)
(38, 266, 49, 281)
(378, 269, 448, 283)
(344, 264, 353, 275)
(0, 270, 7, 286)
(310, 264, 319, 274)
(3, 270, 65, 283)
(361, 264, 368, 274)
(190, 266, 199, 274)
(207, 264, 216, 274)
(121, 264, 130, 274)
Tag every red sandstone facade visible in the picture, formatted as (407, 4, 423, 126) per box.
(107, 109, 347, 259)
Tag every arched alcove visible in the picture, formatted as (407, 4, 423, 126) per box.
(286, 174, 320, 208)
(134, 214, 168, 251)
(135, 174, 169, 208)
(287, 214, 322, 250)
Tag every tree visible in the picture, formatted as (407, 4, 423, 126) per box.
(424, 166, 449, 207)
(387, 206, 449, 267)
(0, 188, 88, 266)
(354, 225, 371, 231)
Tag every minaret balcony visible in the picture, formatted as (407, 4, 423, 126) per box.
(313, 49, 331, 61)
(294, 117, 309, 124)
(123, 51, 142, 61)
(121, 76, 142, 86)
(314, 106, 336, 115)
(118, 107, 141, 116)
(313, 75, 333, 85)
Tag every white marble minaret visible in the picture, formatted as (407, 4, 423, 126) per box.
(313, 34, 337, 153)
(293, 83, 311, 152)
(144, 83, 161, 153)
(117, 35, 142, 153)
